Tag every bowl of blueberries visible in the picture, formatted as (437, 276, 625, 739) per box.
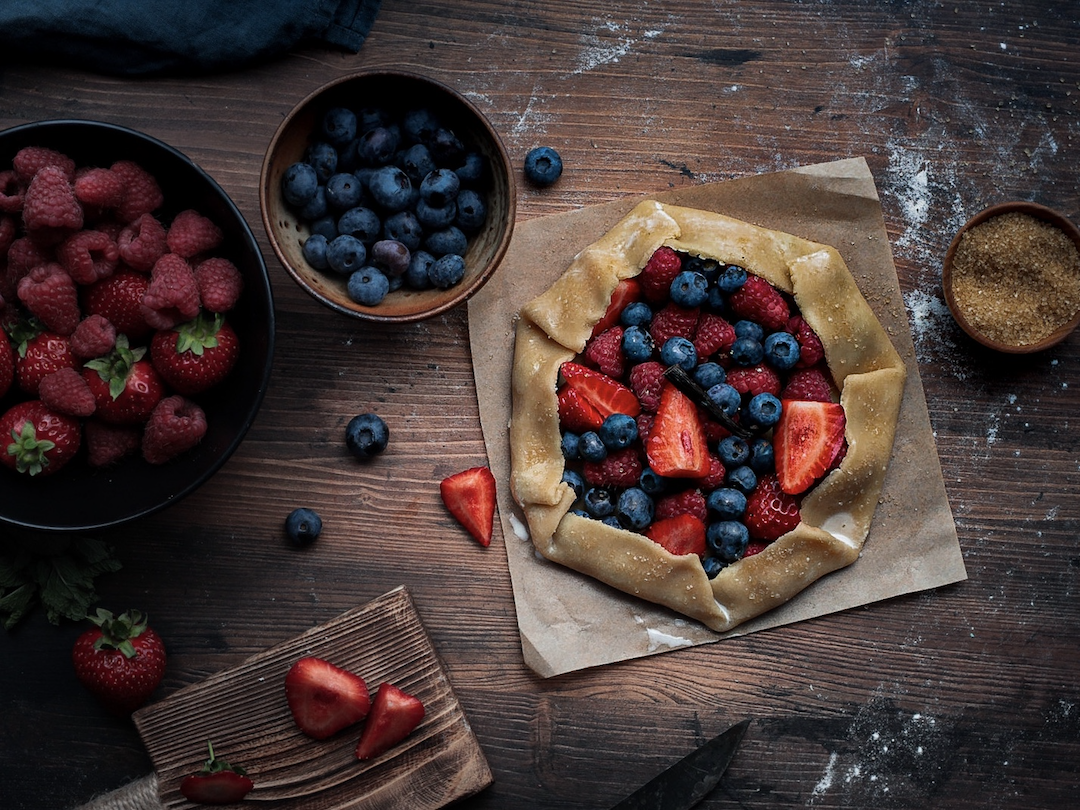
(260, 69, 516, 322)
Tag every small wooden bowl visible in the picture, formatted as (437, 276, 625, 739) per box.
(260, 69, 515, 323)
(942, 201, 1080, 353)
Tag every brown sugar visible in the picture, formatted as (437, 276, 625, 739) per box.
(949, 211, 1080, 347)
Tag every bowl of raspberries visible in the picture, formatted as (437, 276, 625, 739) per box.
(0, 119, 275, 532)
(260, 68, 515, 323)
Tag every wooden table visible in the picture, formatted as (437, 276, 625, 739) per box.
(3, 1, 1079, 807)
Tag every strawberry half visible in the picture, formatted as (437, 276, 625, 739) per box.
(560, 361, 641, 419)
(355, 682, 426, 761)
(774, 399, 847, 495)
(284, 657, 371, 740)
(645, 381, 710, 478)
(557, 384, 603, 432)
(645, 513, 707, 557)
(440, 465, 496, 547)
(590, 277, 641, 338)
(179, 742, 254, 806)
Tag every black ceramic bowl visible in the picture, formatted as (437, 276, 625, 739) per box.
(0, 120, 275, 532)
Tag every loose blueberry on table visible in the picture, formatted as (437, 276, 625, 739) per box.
(523, 145, 563, 187)
(345, 412, 390, 459)
(285, 507, 323, 547)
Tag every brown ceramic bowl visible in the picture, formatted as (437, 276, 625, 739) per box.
(942, 201, 1080, 353)
(260, 69, 515, 323)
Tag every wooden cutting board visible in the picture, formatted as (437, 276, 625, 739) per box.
(134, 587, 492, 809)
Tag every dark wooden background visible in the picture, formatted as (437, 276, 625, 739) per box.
(3, 1, 1079, 807)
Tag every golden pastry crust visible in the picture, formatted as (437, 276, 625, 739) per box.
(509, 200, 906, 632)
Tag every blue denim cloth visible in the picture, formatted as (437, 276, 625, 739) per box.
(0, 0, 381, 75)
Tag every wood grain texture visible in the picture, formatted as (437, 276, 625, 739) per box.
(1, 0, 1079, 808)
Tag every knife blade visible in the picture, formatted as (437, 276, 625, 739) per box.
(609, 719, 750, 810)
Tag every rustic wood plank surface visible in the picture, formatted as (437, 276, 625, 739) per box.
(2, 1, 1079, 808)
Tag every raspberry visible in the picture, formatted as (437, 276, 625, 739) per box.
(142, 395, 208, 464)
(38, 367, 97, 418)
(638, 246, 683, 302)
(744, 473, 801, 542)
(629, 360, 666, 413)
(193, 257, 243, 313)
(111, 160, 164, 223)
(583, 326, 625, 378)
(693, 312, 735, 359)
(694, 453, 727, 489)
(789, 315, 825, 368)
(0, 170, 25, 214)
(70, 314, 117, 359)
(654, 488, 707, 522)
(726, 364, 781, 398)
(57, 229, 120, 285)
(6, 236, 52, 277)
(744, 541, 769, 558)
(649, 303, 699, 347)
(728, 274, 790, 331)
(698, 407, 732, 443)
(140, 254, 200, 330)
(13, 146, 76, 184)
(0, 214, 16, 257)
(583, 447, 643, 488)
(635, 412, 655, 445)
(85, 420, 141, 467)
(73, 167, 126, 212)
(781, 365, 835, 402)
(83, 268, 152, 341)
(117, 213, 168, 272)
(17, 262, 81, 335)
(166, 209, 223, 258)
(21, 165, 83, 240)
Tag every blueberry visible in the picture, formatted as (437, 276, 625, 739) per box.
(399, 143, 437, 185)
(425, 225, 468, 257)
(347, 265, 390, 306)
(706, 383, 741, 418)
(382, 210, 424, 251)
(420, 168, 461, 206)
(298, 185, 329, 220)
(748, 437, 775, 474)
(599, 413, 638, 449)
(454, 152, 488, 185)
(454, 189, 487, 232)
(302, 234, 330, 270)
(337, 206, 382, 244)
(706, 520, 749, 562)
(562, 469, 585, 498)
(306, 141, 339, 182)
(325, 172, 364, 211)
(669, 270, 709, 308)
(345, 412, 390, 459)
(416, 198, 457, 230)
(639, 466, 667, 496)
(337, 138, 362, 173)
(326, 234, 367, 275)
(702, 556, 726, 578)
(733, 320, 764, 341)
(428, 254, 466, 289)
(583, 487, 614, 518)
(706, 487, 747, 520)
(402, 107, 440, 144)
(746, 392, 782, 428)
(717, 264, 748, 293)
(717, 436, 751, 467)
(621, 325, 654, 363)
(693, 361, 726, 390)
(357, 106, 393, 134)
(524, 146, 563, 186)
(660, 336, 697, 370)
(357, 126, 399, 166)
(764, 331, 801, 370)
(370, 239, 411, 278)
(726, 464, 758, 494)
(620, 301, 653, 328)
(321, 107, 357, 146)
(405, 250, 435, 290)
(285, 507, 322, 547)
(730, 336, 764, 366)
(684, 255, 721, 282)
(616, 487, 655, 531)
(367, 165, 414, 212)
(560, 431, 581, 459)
(602, 516, 623, 529)
(282, 161, 319, 207)
(429, 127, 465, 164)
(309, 214, 338, 241)
(579, 431, 607, 462)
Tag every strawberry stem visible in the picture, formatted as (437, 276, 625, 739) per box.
(89, 608, 148, 658)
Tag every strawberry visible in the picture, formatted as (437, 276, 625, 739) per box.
(141, 395, 207, 464)
(83, 335, 165, 424)
(285, 656, 371, 740)
(774, 399, 847, 495)
(583, 325, 625, 378)
(728, 273, 790, 330)
(645, 513, 707, 557)
(560, 361, 641, 419)
(355, 682, 426, 761)
(194, 257, 244, 313)
(590, 277, 641, 337)
(645, 381, 710, 478)
(638, 245, 683, 303)
(71, 608, 166, 715)
(744, 473, 801, 541)
(179, 742, 254, 806)
(440, 465, 497, 547)
(0, 328, 14, 398)
(38, 367, 96, 417)
(15, 330, 76, 395)
(0, 399, 82, 476)
(166, 208, 223, 258)
(82, 267, 153, 341)
(558, 384, 603, 432)
(150, 312, 239, 395)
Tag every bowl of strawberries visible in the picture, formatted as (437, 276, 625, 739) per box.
(0, 120, 275, 532)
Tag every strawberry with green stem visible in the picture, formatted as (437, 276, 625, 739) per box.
(82, 334, 164, 424)
(179, 742, 254, 805)
(71, 608, 166, 715)
(149, 310, 239, 395)
(1, 400, 81, 476)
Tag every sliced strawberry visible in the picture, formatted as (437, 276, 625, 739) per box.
(558, 385, 604, 432)
(645, 381, 710, 478)
(440, 466, 496, 547)
(355, 682, 426, 761)
(179, 742, 254, 806)
(560, 361, 641, 419)
(590, 277, 641, 338)
(645, 513, 706, 557)
(744, 474, 801, 541)
(774, 400, 847, 494)
(284, 657, 371, 740)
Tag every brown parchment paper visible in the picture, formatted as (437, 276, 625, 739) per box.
(468, 157, 966, 678)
